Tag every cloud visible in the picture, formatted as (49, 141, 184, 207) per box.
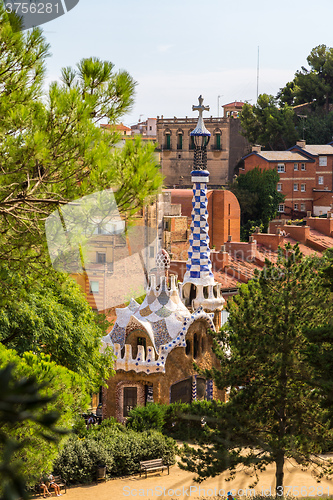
(156, 44, 174, 53)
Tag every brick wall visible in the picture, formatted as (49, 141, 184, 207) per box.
(306, 216, 333, 236)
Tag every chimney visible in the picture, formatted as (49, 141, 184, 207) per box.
(296, 140, 306, 148)
(252, 145, 262, 153)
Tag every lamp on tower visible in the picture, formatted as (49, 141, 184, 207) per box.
(190, 95, 211, 170)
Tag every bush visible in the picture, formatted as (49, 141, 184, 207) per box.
(126, 403, 167, 432)
(53, 428, 176, 483)
(53, 437, 113, 484)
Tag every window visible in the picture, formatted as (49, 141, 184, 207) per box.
(277, 183, 282, 192)
(215, 133, 221, 150)
(165, 134, 171, 150)
(293, 183, 299, 191)
(277, 163, 285, 173)
(319, 156, 327, 166)
(294, 203, 298, 210)
(301, 163, 306, 171)
(301, 203, 306, 211)
(294, 163, 298, 171)
(137, 336, 146, 357)
(278, 204, 285, 213)
(97, 252, 106, 264)
(189, 135, 195, 150)
(318, 176, 324, 185)
(177, 133, 183, 150)
(90, 281, 99, 293)
(123, 387, 137, 417)
(301, 184, 306, 192)
(185, 340, 191, 356)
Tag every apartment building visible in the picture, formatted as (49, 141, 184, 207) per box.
(242, 141, 333, 216)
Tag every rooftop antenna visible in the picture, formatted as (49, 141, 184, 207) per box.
(257, 46, 259, 102)
(217, 95, 223, 117)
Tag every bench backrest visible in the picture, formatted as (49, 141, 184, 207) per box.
(140, 459, 164, 468)
(52, 476, 65, 485)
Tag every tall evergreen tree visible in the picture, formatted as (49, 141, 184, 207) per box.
(278, 45, 333, 114)
(0, 6, 162, 275)
(181, 246, 333, 494)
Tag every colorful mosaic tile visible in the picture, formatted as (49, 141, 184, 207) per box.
(152, 319, 172, 348)
(155, 306, 173, 318)
(139, 305, 153, 317)
(110, 324, 126, 347)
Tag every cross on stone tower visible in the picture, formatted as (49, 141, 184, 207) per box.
(192, 95, 210, 118)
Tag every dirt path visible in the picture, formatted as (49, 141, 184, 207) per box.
(49, 459, 333, 500)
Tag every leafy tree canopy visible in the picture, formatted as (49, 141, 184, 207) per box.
(278, 45, 333, 113)
(230, 167, 284, 239)
(240, 94, 299, 150)
(0, 266, 114, 392)
(0, 346, 90, 491)
(181, 246, 333, 494)
(0, 7, 163, 275)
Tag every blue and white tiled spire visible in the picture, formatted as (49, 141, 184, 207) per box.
(180, 96, 224, 313)
(183, 96, 214, 286)
(183, 169, 214, 285)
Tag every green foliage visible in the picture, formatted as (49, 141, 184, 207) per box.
(53, 437, 114, 484)
(0, 268, 114, 392)
(240, 94, 299, 150)
(126, 403, 167, 432)
(278, 45, 333, 114)
(0, 8, 162, 281)
(180, 246, 333, 492)
(230, 167, 284, 239)
(54, 428, 176, 483)
(301, 110, 333, 144)
(0, 364, 61, 500)
(0, 345, 90, 491)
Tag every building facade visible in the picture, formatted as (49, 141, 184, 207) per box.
(242, 141, 333, 217)
(157, 110, 249, 188)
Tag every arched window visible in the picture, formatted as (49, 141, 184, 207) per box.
(177, 129, 183, 150)
(186, 340, 191, 356)
(193, 333, 200, 359)
(164, 129, 171, 150)
(214, 129, 222, 150)
(189, 130, 195, 150)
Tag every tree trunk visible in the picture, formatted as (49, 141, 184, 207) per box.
(275, 451, 285, 495)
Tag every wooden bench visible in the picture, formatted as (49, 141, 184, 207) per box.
(139, 459, 169, 479)
(48, 476, 67, 495)
(36, 476, 66, 496)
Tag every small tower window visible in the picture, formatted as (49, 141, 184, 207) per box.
(177, 132, 183, 150)
(193, 333, 200, 359)
(186, 340, 191, 356)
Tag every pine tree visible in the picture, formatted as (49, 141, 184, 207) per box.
(181, 246, 333, 494)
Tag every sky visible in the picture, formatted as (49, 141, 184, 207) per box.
(41, 0, 333, 127)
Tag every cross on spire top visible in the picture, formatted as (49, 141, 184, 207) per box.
(192, 95, 210, 120)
